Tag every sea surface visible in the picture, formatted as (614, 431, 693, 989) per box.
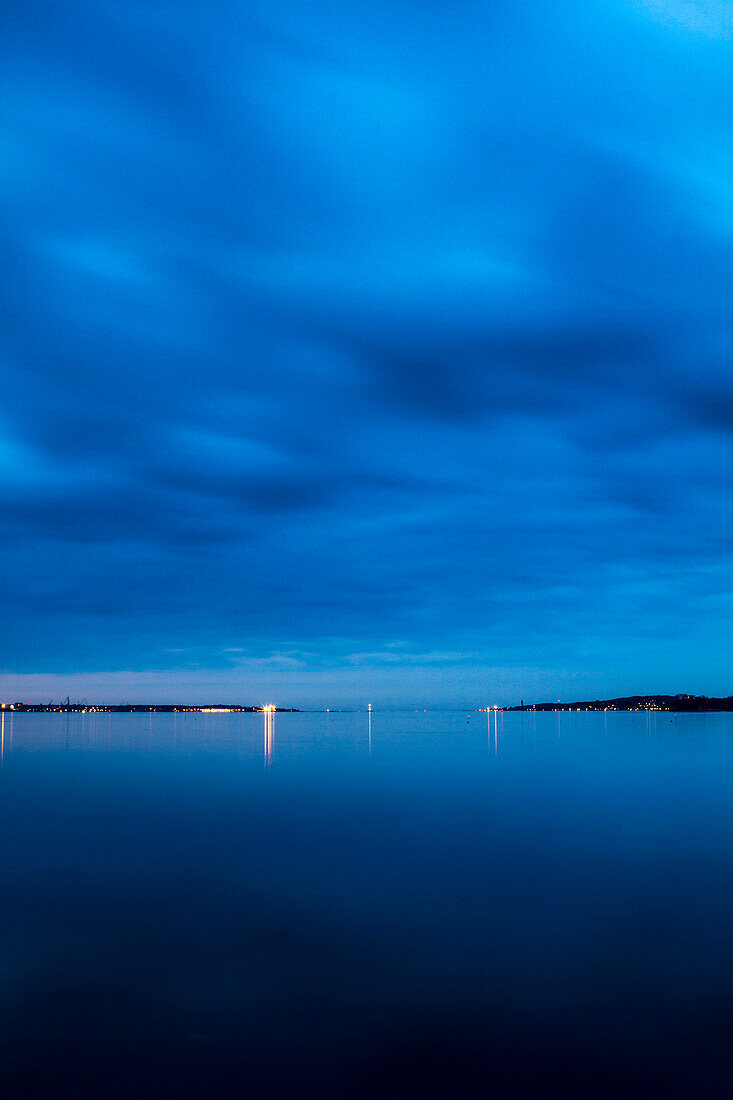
(2, 708, 733, 1096)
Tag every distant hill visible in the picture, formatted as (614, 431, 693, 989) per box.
(505, 694, 733, 712)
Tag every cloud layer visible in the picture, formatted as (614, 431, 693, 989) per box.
(1, 1, 731, 703)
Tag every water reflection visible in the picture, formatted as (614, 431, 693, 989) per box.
(487, 706, 499, 755)
(4, 709, 733, 1095)
(263, 705, 275, 765)
(368, 703, 372, 754)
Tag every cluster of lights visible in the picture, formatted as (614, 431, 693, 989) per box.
(522, 704, 672, 712)
(0, 704, 109, 713)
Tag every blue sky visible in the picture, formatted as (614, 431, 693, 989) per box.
(1, 1, 731, 705)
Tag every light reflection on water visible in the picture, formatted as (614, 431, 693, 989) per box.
(264, 707, 274, 765)
(2, 709, 733, 1096)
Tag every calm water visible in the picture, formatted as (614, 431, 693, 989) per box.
(2, 708, 733, 1096)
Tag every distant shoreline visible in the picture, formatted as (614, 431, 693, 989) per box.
(504, 694, 733, 713)
(0, 704, 299, 714)
(3, 694, 732, 714)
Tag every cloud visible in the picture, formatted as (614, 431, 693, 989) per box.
(0, 0, 731, 701)
(635, 1, 733, 39)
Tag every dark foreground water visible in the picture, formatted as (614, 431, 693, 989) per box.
(2, 708, 733, 1097)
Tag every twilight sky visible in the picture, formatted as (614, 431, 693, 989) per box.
(1, 0, 732, 706)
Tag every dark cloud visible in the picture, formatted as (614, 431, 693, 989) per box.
(0, 0, 731, 702)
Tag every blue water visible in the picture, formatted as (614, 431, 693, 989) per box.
(2, 708, 733, 1096)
